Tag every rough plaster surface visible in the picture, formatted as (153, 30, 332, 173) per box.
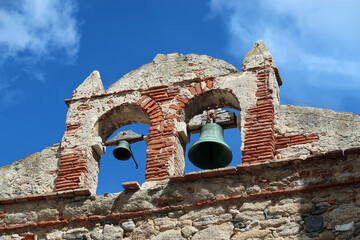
(0, 144, 59, 199)
(107, 53, 238, 93)
(275, 105, 360, 159)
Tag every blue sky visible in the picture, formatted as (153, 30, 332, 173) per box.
(1, 1, 359, 195)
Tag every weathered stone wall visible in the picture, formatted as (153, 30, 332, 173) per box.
(274, 105, 360, 159)
(1, 40, 360, 239)
(1, 151, 360, 239)
(0, 144, 60, 199)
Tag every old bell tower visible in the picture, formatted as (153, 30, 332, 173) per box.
(1, 41, 360, 239)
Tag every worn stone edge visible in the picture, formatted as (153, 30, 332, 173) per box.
(0, 188, 91, 205)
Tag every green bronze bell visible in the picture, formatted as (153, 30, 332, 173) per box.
(188, 123, 233, 169)
(113, 140, 132, 161)
(113, 140, 139, 169)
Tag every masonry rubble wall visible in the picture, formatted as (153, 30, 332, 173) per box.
(274, 105, 360, 159)
(1, 151, 360, 239)
(0, 144, 60, 199)
(0, 40, 359, 239)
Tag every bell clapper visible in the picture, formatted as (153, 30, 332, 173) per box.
(129, 145, 139, 169)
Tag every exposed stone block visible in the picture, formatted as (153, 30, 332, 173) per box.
(122, 181, 140, 190)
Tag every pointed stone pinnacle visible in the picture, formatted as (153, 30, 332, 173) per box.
(72, 70, 105, 98)
(242, 40, 276, 72)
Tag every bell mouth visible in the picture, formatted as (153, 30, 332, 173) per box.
(189, 141, 233, 169)
(113, 148, 132, 161)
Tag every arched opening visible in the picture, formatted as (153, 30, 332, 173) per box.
(93, 104, 150, 195)
(96, 104, 150, 141)
(96, 123, 149, 195)
(184, 90, 242, 172)
(184, 89, 240, 122)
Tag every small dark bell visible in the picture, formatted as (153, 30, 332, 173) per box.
(188, 123, 233, 169)
(113, 140, 132, 161)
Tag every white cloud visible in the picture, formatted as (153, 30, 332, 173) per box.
(302, 54, 360, 78)
(0, 0, 80, 63)
(0, 74, 22, 105)
(0, 0, 80, 104)
(209, 0, 360, 86)
(1, 88, 23, 105)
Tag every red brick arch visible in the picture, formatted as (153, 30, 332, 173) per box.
(95, 96, 173, 181)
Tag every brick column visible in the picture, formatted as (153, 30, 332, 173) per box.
(242, 70, 275, 163)
(137, 86, 183, 180)
(56, 123, 89, 191)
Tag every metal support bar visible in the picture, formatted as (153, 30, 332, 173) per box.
(105, 130, 145, 146)
(188, 109, 237, 133)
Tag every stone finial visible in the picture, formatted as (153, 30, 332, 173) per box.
(242, 40, 282, 85)
(242, 40, 276, 71)
(72, 70, 105, 98)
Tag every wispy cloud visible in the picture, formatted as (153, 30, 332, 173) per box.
(0, 74, 22, 105)
(0, 0, 80, 103)
(0, 0, 80, 63)
(209, 0, 360, 87)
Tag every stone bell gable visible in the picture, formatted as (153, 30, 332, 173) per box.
(56, 40, 285, 194)
(0, 41, 360, 239)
